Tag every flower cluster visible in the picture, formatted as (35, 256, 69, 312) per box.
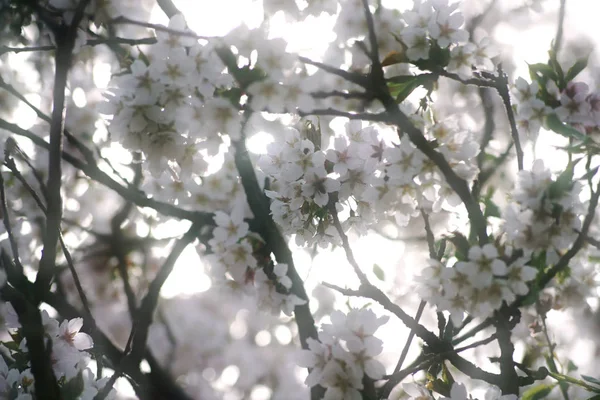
(502, 159, 584, 264)
(511, 77, 551, 140)
(400, 0, 469, 61)
(101, 14, 232, 176)
(259, 118, 480, 248)
(207, 205, 306, 316)
(415, 244, 537, 323)
(403, 381, 517, 400)
(397, 0, 497, 77)
(297, 309, 388, 400)
(512, 75, 600, 140)
(553, 80, 600, 135)
(0, 304, 115, 400)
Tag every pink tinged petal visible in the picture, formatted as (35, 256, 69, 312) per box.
(73, 333, 94, 350)
(213, 211, 230, 227)
(450, 382, 468, 398)
(521, 266, 538, 281)
(492, 260, 508, 275)
(324, 178, 341, 192)
(345, 337, 364, 353)
(363, 337, 383, 356)
(297, 350, 318, 368)
(279, 276, 292, 289)
(313, 191, 329, 207)
(68, 318, 84, 333)
(364, 359, 385, 380)
(304, 368, 324, 387)
(482, 243, 499, 258)
(325, 149, 338, 163)
(274, 263, 288, 277)
(468, 246, 482, 260)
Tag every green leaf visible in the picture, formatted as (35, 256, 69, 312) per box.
(576, 166, 599, 182)
(548, 48, 565, 88)
(446, 232, 470, 261)
(545, 113, 589, 142)
(441, 362, 455, 386)
(585, 396, 600, 400)
(387, 74, 422, 84)
(372, 264, 385, 281)
(521, 383, 556, 400)
(387, 74, 435, 104)
(529, 62, 556, 82)
(547, 159, 579, 200)
(582, 375, 600, 387)
(430, 379, 452, 398)
(381, 50, 407, 67)
(565, 54, 590, 82)
(483, 188, 501, 218)
(1, 341, 19, 351)
(60, 371, 85, 400)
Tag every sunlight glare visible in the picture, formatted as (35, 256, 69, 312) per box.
(246, 131, 273, 154)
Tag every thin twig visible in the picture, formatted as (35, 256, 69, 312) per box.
(95, 223, 199, 400)
(553, 0, 567, 55)
(298, 108, 389, 122)
(328, 203, 369, 285)
(538, 302, 569, 399)
(108, 15, 213, 41)
(495, 65, 523, 171)
(299, 56, 370, 87)
(0, 37, 157, 55)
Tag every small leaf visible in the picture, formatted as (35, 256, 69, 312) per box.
(483, 189, 501, 218)
(441, 363, 455, 386)
(586, 396, 600, 400)
(529, 62, 556, 82)
(446, 232, 470, 261)
(1, 341, 18, 351)
(582, 375, 600, 387)
(520, 283, 541, 307)
(565, 54, 590, 82)
(577, 166, 599, 182)
(547, 159, 579, 200)
(548, 48, 565, 88)
(387, 74, 421, 84)
(372, 264, 385, 281)
(545, 113, 589, 142)
(387, 75, 435, 103)
(382, 50, 407, 67)
(567, 360, 578, 372)
(521, 384, 556, 400)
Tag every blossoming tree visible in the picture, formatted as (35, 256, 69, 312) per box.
(0, 0, 599, 399)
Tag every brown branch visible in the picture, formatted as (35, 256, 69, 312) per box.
(34, 20, 79, 300)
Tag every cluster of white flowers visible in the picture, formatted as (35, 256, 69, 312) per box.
(403, 381, 518, 400)
(0, 304, 115, 400)
(400, 0, 468, 61)
(511, 77, 551, 140)
(512, 76, 600, 140)
(297, 309, 388, 400)
(396, 0, 497, 77)
(101, 14, 232, 176)
(554, 81, 600, 134)
(502, 159, 584, 264)
(207, 205, 306, 316)
(415, 244, 537, 324)
(259, 118, 480, 248)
